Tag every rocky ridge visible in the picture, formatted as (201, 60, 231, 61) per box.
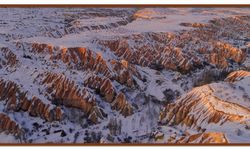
(0, 8, 249, 143)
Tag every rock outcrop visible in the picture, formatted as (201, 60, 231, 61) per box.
(225, 70, 250, 82)
(159, 83, 250, 130)
(0, 47, 19, 71)
(111, 93, 133, 117)
(84, 74, 115, 103)
(17, 42, 140, 87)
(84, 74, 133, 117)
(36, 72, 105, 123)
(29, 43, 113, 78)
(0, 113, 23, 137)
(110, 59, 140, 87)
(0, 79, 62, 122)
(132, 9, 158, 19)
(169, 132, 228, 144)
(99, 16, 248, 74)
(0, 8, 250, 143)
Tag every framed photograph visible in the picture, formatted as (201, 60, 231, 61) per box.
(0, 4, 250, 145)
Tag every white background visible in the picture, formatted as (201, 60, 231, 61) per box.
(0, 0, 250, 149)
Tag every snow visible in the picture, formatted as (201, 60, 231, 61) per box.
(0, 7, 250, 143)
(137, 66, 184, 102)
(212, 77, 250, 109)
(0, 133, 20, 143)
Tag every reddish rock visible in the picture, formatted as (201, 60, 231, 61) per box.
(39, 72, 105, 123)
(0, 47, 19, 69)
(225, 70, 250, 82)
(159, 84, 250, 129)
(0, 79, 61, 122)
(111, 93, 133, 117)
(169, 132, 228, 143)
(30, 43, 113, 78)
(98, 17, 248, 74)
(0, 113, 22, 137)
(84, 74, 133, 117)
(28, 43, 141, 88)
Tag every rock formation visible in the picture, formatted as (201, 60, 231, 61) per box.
(0, 8, 250, 143)
(17, 42, 140, 87)
(225, 70, 250, 82)
(0, 47, 19, 71)
(159, 81, 250, 130)
(98, 16, 248, 74)
(64, 15, 135, 35)
(110, 59, 139, 87)
(0, 113, 23, 137)
(36, 72, 105, 123)
(111, 93, 133, 117)
(29, 43, 113, 78)
(84, 74, 115, 103)
(84, 74, 133, 117)
(0, 79, 61, 122)
(169, 132, 228, 144)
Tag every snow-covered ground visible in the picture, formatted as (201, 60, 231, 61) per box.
(0, 7, 250, 144)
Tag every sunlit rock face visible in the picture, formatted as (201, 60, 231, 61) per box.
(0, 79, 62, 122)
(98, 16, 249, 74)
(159, 84, 250, 129)
(225, 70, 250, 82)
(0, 8, 250, 143)
(27, 43, 113, 78)
(84, 74, 133, 117)
(169, 132, 228, 144)
(111, 92, 133, 117)
(99, 33, 246, 74)
(17, 42, 140, 88)
(84, 74, 116, 103)
(0, 113, 23, 137)
(160, 71, 250, 143)
(36, 72, 106, 123)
